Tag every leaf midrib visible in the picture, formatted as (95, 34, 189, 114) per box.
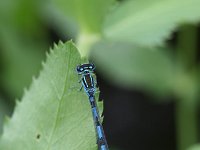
(46, 45, 72, 150)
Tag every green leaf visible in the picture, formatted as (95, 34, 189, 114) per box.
(91, 41, 174, 95)
(0, 28, 48, 99)
(103, 0, 200, 46)
(49, 0, 115, 33)
(0, 0, 49, 98)
(0, 41, 99, 150)
(0, 0, 44, 35)
(188, 144, 200, 150)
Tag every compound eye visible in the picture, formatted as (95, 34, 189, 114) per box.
(90, 64, 95, 70)
(77, 66, 83, 73)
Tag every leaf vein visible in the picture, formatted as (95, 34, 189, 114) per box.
(46, 46, 72, 150)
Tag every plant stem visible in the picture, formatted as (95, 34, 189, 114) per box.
(176, 25, 199, 150)
(76, 31, 101, 59)
(176, 97, 198, 150)
(177, 25, 198, 69)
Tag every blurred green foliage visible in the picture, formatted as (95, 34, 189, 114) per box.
(0, 0, 49, 99)
(103, 0, 200, 46)
(0, 0, 200, 149)
(92, 42, 174, 95)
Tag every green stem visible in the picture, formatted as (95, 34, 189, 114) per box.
(176, 98, 198, 150)
(177, 25, 198, 69)
(176, 25, 199, 150)
(76, 31, 101, 59)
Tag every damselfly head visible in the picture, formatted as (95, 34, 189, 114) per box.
(76, 63, 95, 74)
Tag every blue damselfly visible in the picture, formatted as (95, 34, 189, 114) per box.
(77, 63, 109, 150)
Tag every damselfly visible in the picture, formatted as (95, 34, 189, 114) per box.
(76, 63, 109, 150)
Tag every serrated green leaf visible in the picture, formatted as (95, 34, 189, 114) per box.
(92, 41, 174, 95)
(0, 41, 99, 150)
(103, 0, 200, 46)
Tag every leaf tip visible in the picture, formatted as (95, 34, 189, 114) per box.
(58, 40, 64, 45)
(3, 116, 11, 127)
(41, 61, 46, 68)
(15, 99, 20, 106)
(53, 42, 59, 50)
(23, 87, 28, 95)
(46, 50, 50, 58)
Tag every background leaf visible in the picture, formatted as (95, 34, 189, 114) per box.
(48, 0, 115, 33)
(0, 28, 48, 99)
(0, 0, 49, 99)
(0, 41, 98, 150)
(188, 144, 200, 150)
(91, 41, 174, 95)
(103, 0, 200, 46)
